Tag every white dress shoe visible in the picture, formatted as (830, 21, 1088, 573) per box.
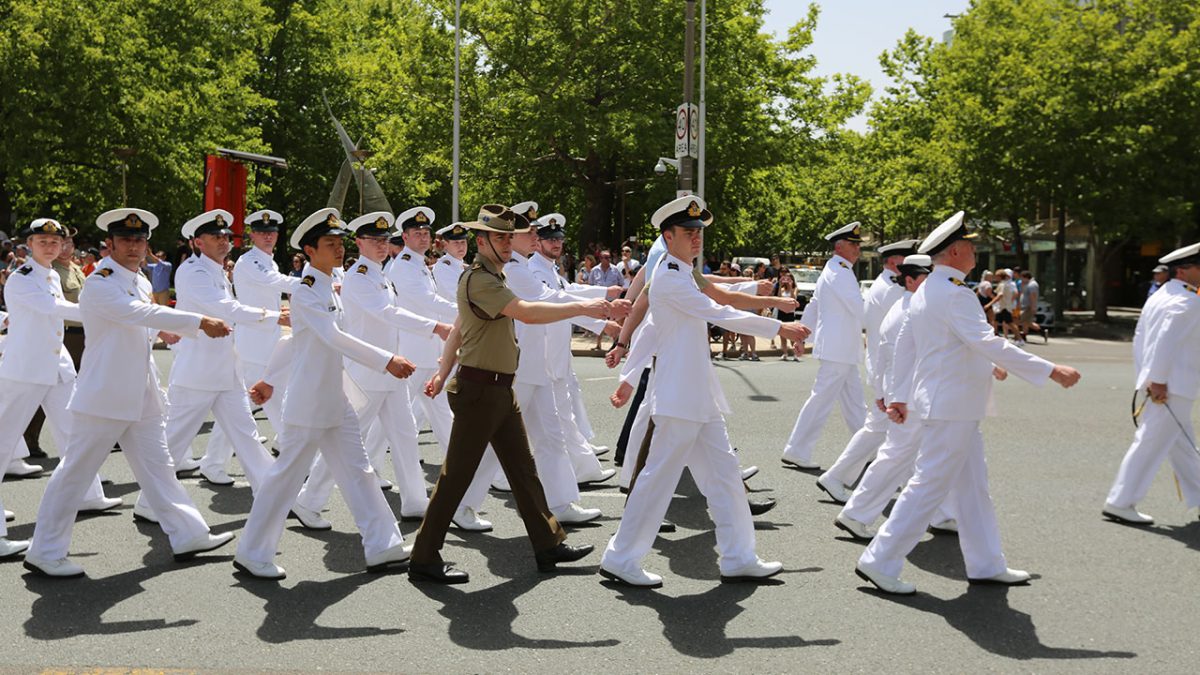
(781, 454, 820, 471)
(200, 467, 235, 486)
(78, 496, 124, 514)
(0, 538, 30, 559)
(173, 531, 235, 561)
(835, 513, 876, 541)
(23, 555, 85, 578)
(969, 568, 1031, 586)
(577, 468, 616, 486)
(720, 558, 783, 583)
(174, 457, 202, 476)
(491, 474, 512, 492)
(132, 500, 159, 524)
(233, 555, 286, 580)
(451, 506, 493, 532)
(1102, 503, 1154, 526)
(816, 473, 850, 504)
(599, 562, 663, 588)
(929, 518, 958, 534)
(365, 542, 413, 572)
(589, 444, 610, 457)
(740, 465, 760, 481)
(5, 459, 43, 478)
(855, 562, 916, 595)
(552, 502, 602, 524)
(376, 476, 394, 491)
(4, 509, 14, 522)
(288, 504, 332, 530)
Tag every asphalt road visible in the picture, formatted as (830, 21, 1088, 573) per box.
(1, 337, 1196, 673)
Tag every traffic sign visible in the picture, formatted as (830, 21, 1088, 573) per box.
(674, 103, 699, 159)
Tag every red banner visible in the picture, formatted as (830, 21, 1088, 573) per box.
(204, 155, 247, 245)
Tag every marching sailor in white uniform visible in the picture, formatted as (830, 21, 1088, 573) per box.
(24, 208, 236, 577)
(432, 222, 470, 302)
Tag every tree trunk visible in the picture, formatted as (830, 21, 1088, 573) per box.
(0, 172, 12, 234)
(576, 150, 615, 253)
(1009, 211, 1026, 269)
(1055, 202, 1068, 321)
(1089, 224, 1109, 322)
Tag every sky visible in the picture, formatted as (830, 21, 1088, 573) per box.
(760, 0, 971, 131)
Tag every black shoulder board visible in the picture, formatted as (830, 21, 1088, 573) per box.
(96, 268, 113, 278)
(440, 258, 451, 265)
(301, 275, 315, 287)
(949, 277, 965, 287)
(401, 253, 412, 261)
(667, 262, 680, 271)
(356, 265, 368, 274)
(16, 266, 32, 276)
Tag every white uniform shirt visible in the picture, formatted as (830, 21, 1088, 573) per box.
(232, 246, 301, 366)
(528, 252, 607, 381)
(874, 293, 911, 403)
(170, 254, 279, 391)
(69, 258, 203, 422)
(280, 264, 393, 429)
(863, 270, 905, 393)
(1134, 278, 1200, 399)
(647, 254, 781, 424)
(387, 246, 458, 368)
(810, 254, 864, 365)
(341, 256, 438, 392)
(0, 259, 81, 386)
(432, 254, 467, 303)
(907, 265, 1053, 422)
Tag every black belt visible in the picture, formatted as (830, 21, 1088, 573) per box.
(457, 365, 515, 387)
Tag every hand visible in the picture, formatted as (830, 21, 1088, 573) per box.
(1148, 381, 1168, 403)
(425, 372, 444, 398)
(756, 279, 774, 295)
(605, 344, 627, 368)
(611, 381, 634, 408)
(607, 298, 632, 320)
(248, 380, 274, 405)
(796, 324, 812, 341)
(385, 355, 416, 379)
(605, 285, 625, 300)
(887, 402, 908, 424)
(772, 297, 799, 313)
(277, 308, 290, 327)
(602, 321, 621, 338)
(199, 317, 232, 338)
(992, 366, 1008, 381)
(875, 398, 886, 413)
(777, 323, 807, 343)
(433, 322, 453, 340)
(579, 298, 611, 319)
(1050, 364, 1081, 389)
(157, 331, 181, 346)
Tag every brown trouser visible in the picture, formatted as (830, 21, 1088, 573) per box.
(411, 376, 566, 564)
(23, 328, 85, 452)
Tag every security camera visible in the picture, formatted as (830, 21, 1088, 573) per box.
(654, 160, 667, 176)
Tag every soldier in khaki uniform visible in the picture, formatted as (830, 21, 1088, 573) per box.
(408, 204, 612, 584)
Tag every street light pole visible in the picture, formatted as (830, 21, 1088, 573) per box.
(452, 0, 461, 222)
(698, 0, 706, 200)
(680, 0, 696, 196)
(112, 147, 138, 207)
(350, 148, 373, 216)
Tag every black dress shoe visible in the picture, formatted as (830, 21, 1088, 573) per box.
(408, 561, 469, 584)
(534, 542, 595, 572)
(748, 496, 777, 516)
(658, 520, 677, 533)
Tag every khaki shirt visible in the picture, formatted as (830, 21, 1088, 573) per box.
(455, 254, 518, 374)
(53, 259, 86, 328)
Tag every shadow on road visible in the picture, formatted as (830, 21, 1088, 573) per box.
(235, 573, 404, 643)
(862, 585, 1137, 660)
(713, 362, 780, 402)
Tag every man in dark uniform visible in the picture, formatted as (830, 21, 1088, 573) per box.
(409, 204, 613, 584)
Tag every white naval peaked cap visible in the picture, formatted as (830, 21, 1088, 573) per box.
(397, 207, 435, 231)
(824, 221, 863, 243)
(347, 211, 395, 237)
(1160, 241, 1200, 266)
(290, 207, 347, 250)
(96, 208, 158, 237)
(877, 239, 921, 256)
(23, 218, 68, 238)
(651, 195, 710, 230)
(245, 209, 284, 232)
(436, 221, 470, 240)
(917, 211, 974, 256)
(181, 209, 235, 239)
(900, 254, 932, 272)
(535, 213, 567, 239)
(510, 201, 539, 221)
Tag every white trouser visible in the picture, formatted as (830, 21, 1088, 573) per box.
(9, 437, 29, 462)
(408, 366, 453, 460)
(860, 419, 1006, 580)
(202, 361, 282, 474)
(28, 410, 211, 560)
(602, 415, 757, 575)
(551, 377, 603, 479)
(0, 379, 105, 538)
(1108, 394, 1200, 509)
(296, 388, 429, 517)
(363, 418, 388, 478)
(236, 402, 404, 564)
(462, 382, 580, 513)
(783, 360, 866, 463)
(160, 385, 274, 489)
(567, 370, 596, 441)
(841, 418, 955, 526)
(825, 400, 890, 486)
